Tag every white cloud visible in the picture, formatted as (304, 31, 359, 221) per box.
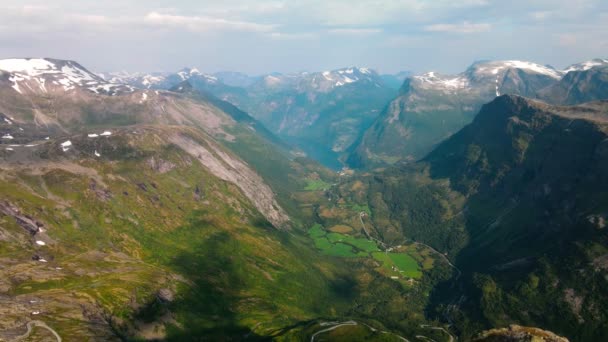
(268, 32, 317, 40)
(143, 12, 277, 33)
(327, 28, 383, 35)
(201, 1, 287, 16)
(424, 21, 491, 34)
(290, 0, 490, 26)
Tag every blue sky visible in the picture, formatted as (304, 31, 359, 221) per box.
(0, 0, 606, 75)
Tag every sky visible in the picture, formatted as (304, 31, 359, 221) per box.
(0, 0, 607, 75)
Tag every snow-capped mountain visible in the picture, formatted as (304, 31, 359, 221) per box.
(315, 67, 379, 88)
(410, 60, 562, 96)
(251, 67, 382, 93)
(563, 58, 608, 73)
(174, 67, 218, 84)
(98, 71, 167, 89)
(100, 67, 221, 90)
(0, 58, 134, 96)
(348, 59, 608, 168)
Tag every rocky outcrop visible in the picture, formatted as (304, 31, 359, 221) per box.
(0, 201, 44, 235)
(474, 325, 569, 342)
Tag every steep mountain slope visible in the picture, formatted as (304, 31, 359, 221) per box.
(348, 60, 564, 168)
(0, 59, 291, 228)
(426, 96, 608, 341)
(335, 95, 608, 341)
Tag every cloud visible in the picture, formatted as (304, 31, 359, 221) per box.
(143, 12, 277, 33)
(268, 32, 317, 40)
(292, 0, 490, 26)
(529, 11, 553, 21)
(424, 21, 491, 34)
(201, 1, 287, 16)
(327, 28, 383, 35)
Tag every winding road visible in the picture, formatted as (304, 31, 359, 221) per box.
(9, 320, 62, 342)
(310, 321, 358, 342)
(311, 321, 410, 342)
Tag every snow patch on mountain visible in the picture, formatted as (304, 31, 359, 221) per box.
(474, 60, 563, 79)
(412, 60, 569, 94)
(60, 140, 72, 152)
(178, 68, 218, 83)
(100, 71, 167, 89)
(414, 72, 469, 90)
(0, 58, 134, 95)
(0, 58, 56, 73)
(314, 67, 378, 88)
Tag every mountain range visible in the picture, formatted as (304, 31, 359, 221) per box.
(102, 67, 405, 169)
(101, 59, 608, 172)
(2, 56, 608, 341)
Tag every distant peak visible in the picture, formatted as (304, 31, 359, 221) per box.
(176, 68, 218, 83)
(334, 66, 374, 75)
(563, 58, 608, 73)
(0, 57, 135, 95)
(469, 60, 563, 79)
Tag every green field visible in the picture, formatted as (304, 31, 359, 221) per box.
(308, 225, 422, 280)
(326, 233, 379, 252)
(304, 179, 332, 191)
(308, 225, 370, 257)
(372, 252, 422, 279)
